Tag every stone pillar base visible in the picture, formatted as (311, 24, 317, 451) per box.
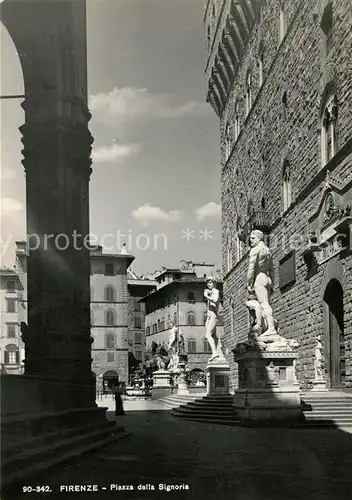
(206, 360, 230, 395)
(177, 372, 189, 396)
(1, 375, 125, 487)
(151, 370, 172, 400)
(310, 380, 329, 392)
(233, 349, 304, 423)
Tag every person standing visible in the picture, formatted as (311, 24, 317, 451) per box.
(113, 382, 125, 416)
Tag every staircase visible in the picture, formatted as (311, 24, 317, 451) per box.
(301, 392, 352, 431)
(171, 395, 236, 426)
(168, 392, 352, 430)
(157, 394, 202, 409)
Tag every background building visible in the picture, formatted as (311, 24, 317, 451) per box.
(0, 268, 24, 374)
(142, 260, 224, 380)
(90, 246, 134, 388)
(205, 0, 351, 391)
(127, 270, 157, 368)
(7, 242, 137, 387)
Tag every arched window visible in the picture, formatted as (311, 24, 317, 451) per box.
(167, 314, 171, 325)
(321, 92, 338, 167)
(105, 332, 115, 349)
(282, 159, 292, 211)
(234, 101, 240, 141)
(105, 285, 115, 302)
(204, 338, 212, 353)
(173, 312, 177, 325)
(279, 2, 287, 42)
(135, 332, 142, 344)
(245, 72, 252, 116)
(235, 233, 243, 263)
(161, 318, 165, 331)
(4, 344, 19, 364)
(225, 122, 231, 161)
(105, 309, 116, 326)
(187, 311, 196, 326)
(146, 326, 150, 336)
(321, 2, 333, 58)
(188, 338, 197, 353)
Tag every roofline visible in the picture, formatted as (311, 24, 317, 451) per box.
(139, 278, 223, 302)
(90, 253, 135, 265)
(0, 270, 18, 276)
(127, 279, 157, 287)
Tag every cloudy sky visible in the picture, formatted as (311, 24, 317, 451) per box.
(0, 0, 221, 276)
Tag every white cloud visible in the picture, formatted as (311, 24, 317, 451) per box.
(195, 202, 221, 221)
(0, 197, 23, 214)
(89, 86, 207, 123)
(131, 204, 182, 226)
(0, 167, 16, 181)
(91, 143, 142, 163)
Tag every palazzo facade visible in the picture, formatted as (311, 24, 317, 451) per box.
(204, 0, 352, 391)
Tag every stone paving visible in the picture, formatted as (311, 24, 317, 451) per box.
(3, 407, 352, 500)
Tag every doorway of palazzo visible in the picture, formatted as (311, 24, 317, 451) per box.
(323, 279, 345, 389)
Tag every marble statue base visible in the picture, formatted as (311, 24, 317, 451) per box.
(310, 379, 329, 392)
(206, 359, 230, 395)
(233, 349, 304, 422)
(177, 371, 189, 396)
(151, 370, 172, 400)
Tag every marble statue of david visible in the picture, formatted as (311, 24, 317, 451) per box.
(204, 276, 223, 362)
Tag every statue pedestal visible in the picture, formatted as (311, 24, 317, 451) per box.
(310, 379, 329, 392)
(206, 359, 230, 395)
(233, 349, 304, 423)
(177, 371, 189, 396)
(152, 370, 172, 400)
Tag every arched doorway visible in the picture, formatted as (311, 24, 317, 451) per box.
(103, 370, 119, 392)
(323, 279, 345, 389)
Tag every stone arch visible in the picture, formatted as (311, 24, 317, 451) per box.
(319, 80, 338, 117)
(320, 257, 345, 298)
(322, 273, 345, 389)
(104, 285, 116, 302)
(105, 331, 116, 349)
(186, 310, 196, 326)
(187, 338, 197, 353)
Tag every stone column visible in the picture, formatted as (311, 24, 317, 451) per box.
(2, 0, 94, 407)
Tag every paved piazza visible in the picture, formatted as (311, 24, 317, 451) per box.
(5, 407, 352, 500)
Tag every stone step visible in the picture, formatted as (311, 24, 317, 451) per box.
(183, 405, 233, 413)
(304, 412, 352, 422)
(177, 407, 235, 415)
(175, 412, 235, 420)
(2, 425, 129, 487)
(302, 403, 352, 408)
(302, 399, 352, 403)
(1, 421, 115, 457)
(305, 409, 352, 414)
(172, 413, 238, 426)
